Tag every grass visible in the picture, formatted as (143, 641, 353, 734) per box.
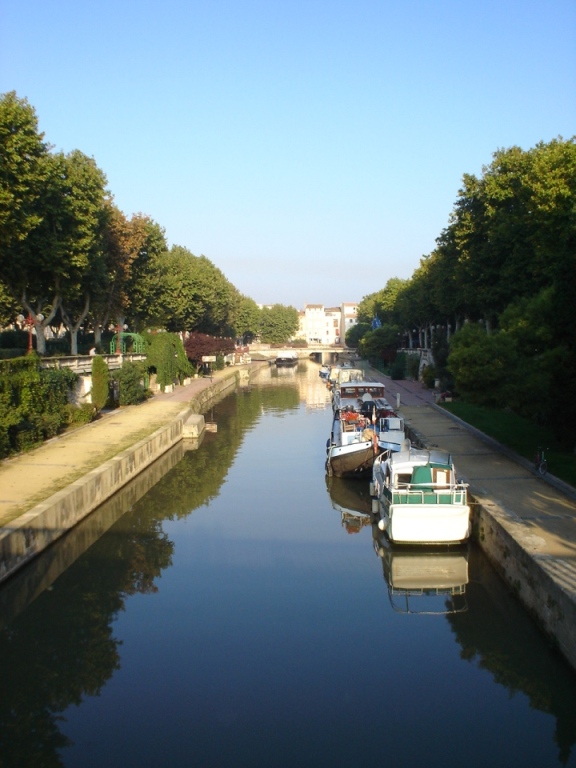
(440, 402, 576, 487)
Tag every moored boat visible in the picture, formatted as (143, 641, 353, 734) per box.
(376, 415, 410, 454)
(326, 410, 379, 478)
(275, 351, 298, 366)
(327, 365, 364, 390)
(370, 448, 471, 545)
(332, 380, 387, 413)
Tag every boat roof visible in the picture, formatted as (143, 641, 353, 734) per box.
(338, 380, 385, 391)
(389, 448, 453, 470)
(380, 416, 403, 428)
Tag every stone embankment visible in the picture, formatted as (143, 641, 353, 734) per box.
(0, 365, 258, 585)
(377, 373, 576, 674)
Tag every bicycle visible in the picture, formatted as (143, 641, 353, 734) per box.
(534, 446, 548, 475)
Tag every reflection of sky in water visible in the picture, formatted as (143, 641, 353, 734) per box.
(19, 368, 576, 768)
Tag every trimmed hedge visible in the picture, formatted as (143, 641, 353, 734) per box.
(0, 357, 84, 458)
(91, 355, 110, 410)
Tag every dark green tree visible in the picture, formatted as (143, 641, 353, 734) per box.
(145, 331, 193, 390)
(232, 295, 261, 342)
(345, 321, 370, 348)
(259, 304, 299, 344)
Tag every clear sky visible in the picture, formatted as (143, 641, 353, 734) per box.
(1, 0, 574, 310)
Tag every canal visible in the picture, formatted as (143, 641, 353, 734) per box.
(0, 362, 575, 768)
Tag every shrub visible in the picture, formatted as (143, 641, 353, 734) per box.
(390, 352, 406, 380)
(112, 361, 149, 406)
(405, 353, 421, 380)
(0, 357, 78, 458)
(0, 329, 28, 349)
(421, 365, 436, 389)
(146, 331, 193, 390)
(45, 337, 70, 356)
(13, 421, 39, 452)
(91, 355, 109, 411)
(64, 403, 97, 425)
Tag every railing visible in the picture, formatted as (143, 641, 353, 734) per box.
(41, 354, 147, 373)
(391, 485, 468, 505)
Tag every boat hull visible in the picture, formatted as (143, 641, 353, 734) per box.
(374, 497, 471, 545)
(328, 442, 377, 478)
(275, 358, 298, 367)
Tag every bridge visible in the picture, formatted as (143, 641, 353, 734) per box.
(248, 344, 353, 365)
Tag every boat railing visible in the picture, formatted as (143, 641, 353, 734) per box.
(392, 482, 468, 505)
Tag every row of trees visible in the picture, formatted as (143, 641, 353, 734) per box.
(0, 92, 300, 353)
(350, 137, 576, 447)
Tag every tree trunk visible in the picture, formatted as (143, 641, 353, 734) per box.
(21, 293, 61, 356)
(61, 295, 91, 356)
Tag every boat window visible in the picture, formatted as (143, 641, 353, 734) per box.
(433, 469, 450, 488)
(394, 473, 412, 488)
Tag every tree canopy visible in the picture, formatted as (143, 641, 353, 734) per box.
(0, 92, 267, 352)
(351, 137, 576, 445)
(259, 304, 299, 344)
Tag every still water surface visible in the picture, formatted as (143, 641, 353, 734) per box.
(1, 363, 575, 768)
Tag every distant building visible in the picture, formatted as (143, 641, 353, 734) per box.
(340, 302, 358, 344)
(296, 303, 358, 345)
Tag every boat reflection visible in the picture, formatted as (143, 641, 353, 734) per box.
(372, 527, 469, 615)
(326, 475, 373, 533)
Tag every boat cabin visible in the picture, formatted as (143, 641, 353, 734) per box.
(381, 449, 466, 505)
(334, 382, 387, 412)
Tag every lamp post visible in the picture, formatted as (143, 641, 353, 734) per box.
(17, 312, 43, 354)
(116, 323, 128, 355)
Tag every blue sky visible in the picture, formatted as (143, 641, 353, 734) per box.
(1, 0, 574, 309)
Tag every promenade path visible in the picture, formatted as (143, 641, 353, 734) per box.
(0, 368, 232, 528)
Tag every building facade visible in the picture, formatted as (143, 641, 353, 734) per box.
(297, 303, 358, 345)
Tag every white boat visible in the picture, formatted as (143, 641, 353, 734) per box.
(319, 364, 330, 379)
(326, 410, 379, 478)
(275, 351, 298, 366)
(370, 448, 471, 545)
(327, 366, 364, 390)
(332, 380, 388, 413)
(376, 415, 410, 454)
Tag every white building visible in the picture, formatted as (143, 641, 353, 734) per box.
(297, 303, 358, 346)
(340, 302, 358, 343)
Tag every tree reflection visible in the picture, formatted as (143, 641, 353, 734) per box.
(447, 545, 576, 765)
(0, 377, 301, 767)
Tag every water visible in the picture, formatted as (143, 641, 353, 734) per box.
(1, 363, 575, 768)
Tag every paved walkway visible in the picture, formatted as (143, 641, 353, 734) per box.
(372, 372, 576, 553)
(0, 369, 233, 527)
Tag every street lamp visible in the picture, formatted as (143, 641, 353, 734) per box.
(116, 323, 128, 354)
(17, 312, 43, 354)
